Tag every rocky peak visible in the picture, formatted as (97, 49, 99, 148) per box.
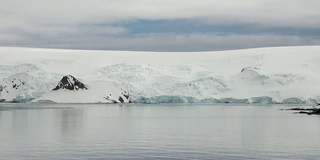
(53, 75, 87, 91)
(241, 67, 260, 73)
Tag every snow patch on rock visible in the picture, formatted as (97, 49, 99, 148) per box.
(33, 76, 131, 103)
(0, 73, 54, 102)
(53, 75, 87, 91)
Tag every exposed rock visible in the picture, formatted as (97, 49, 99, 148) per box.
(309, 109, 320, 115)
(120, 88, 132, 103)
(0, 85, 3, 102)
(118, 96, 124, 103)
(241, 67, 260, 72)
(0, 73, 34, 102)
(284, 107, 320, 115)
(35, 80, 131, 104)
(53, 75, 87, 91)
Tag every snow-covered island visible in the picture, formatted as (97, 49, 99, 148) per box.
(1, 46, 320, 104)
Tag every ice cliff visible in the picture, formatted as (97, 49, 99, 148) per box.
(1, 46, 320, 104)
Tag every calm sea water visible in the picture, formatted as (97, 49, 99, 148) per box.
(0, 103, 319, 160)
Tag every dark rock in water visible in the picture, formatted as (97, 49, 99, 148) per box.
(53, 75, 87, 91)
(307, 109, 320, 115)
(284, 108, 314, 111)
(298, 111, 310, 114)
(285, 107, 320, 115)
(0, 99, 5, 103)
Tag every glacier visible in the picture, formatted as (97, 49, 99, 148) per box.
(1, 46, 320, 104)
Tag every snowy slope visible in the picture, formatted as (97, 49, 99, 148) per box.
(35, 81, 131, 103)
(32, 75, 131, 103)
(0, 73, 55, 102)
(1, 46, 320, 104)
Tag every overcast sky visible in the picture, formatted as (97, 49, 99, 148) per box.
(1, 0, 320, 51)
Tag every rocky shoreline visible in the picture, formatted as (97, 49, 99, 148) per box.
(284, 107, 320, 115)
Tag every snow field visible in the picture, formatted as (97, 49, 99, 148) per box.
(1, 46, 320, 103)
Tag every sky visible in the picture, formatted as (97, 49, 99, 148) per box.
(0, 0, 320, 51)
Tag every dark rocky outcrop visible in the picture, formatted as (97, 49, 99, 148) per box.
(298, 108, 320, 115)
(103, 96, 118, 103)
(53, 75, 87, 91)
(310, 109, 320, 115)
(283, 107, 320, 115)
(241, 67, 260, 72)
(120, 89, 132, 103)
(0, 74, 29, 102)
(118, 96, 124, 103)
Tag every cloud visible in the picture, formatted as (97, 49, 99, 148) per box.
(2, 0, 320, 27)
(4, 32, 318, 51)
(0, 0, 319, 51)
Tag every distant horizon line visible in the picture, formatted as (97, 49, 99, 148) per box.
(0, 44, 319, 53)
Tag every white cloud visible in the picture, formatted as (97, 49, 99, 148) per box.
(2, 0, 320, 27)
(0, 0, 319, 50)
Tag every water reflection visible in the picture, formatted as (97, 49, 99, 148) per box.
(0, 104, 319, 160)
(55, 108, 84, 138)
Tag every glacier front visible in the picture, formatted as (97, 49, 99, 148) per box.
(1, 46, 320, 104)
